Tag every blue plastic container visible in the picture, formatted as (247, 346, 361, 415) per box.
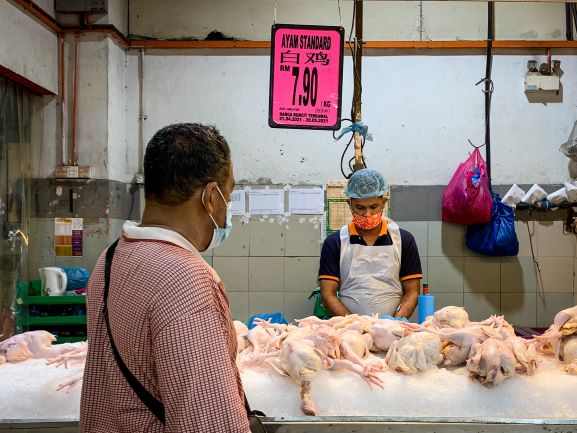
(418, 283, 435, 324)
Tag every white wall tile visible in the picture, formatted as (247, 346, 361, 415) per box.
(284, 217, 322, 257)
(501, 257, 539, 293)
(227, 292, 249, 322)
(501, 292, 537, 327)
(428, 222, 465, 257)
(464, 256, 501, 293)
(249, 219, 285, 256)
(398, 221, 428, 260)
(433, 292, 464, 310)
(427, 256, 464, 293)
(213, 217, 249, 256)
(284, 292, 315, 322)
(284, 257, 319, 292)
(249, 257, 284, 292)
(538, 257, 573, 293)
(515, 220, 538, 257)
(537, 292, 575, 328)
(213, 257, 249, 292)
(464, 292, 500, 322)
(248, 292, 284, 317)
(537, 221, 574, 257)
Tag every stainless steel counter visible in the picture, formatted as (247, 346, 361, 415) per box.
(3, 417, 576, 433)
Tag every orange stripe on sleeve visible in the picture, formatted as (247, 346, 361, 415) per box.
(319, 275, 340, 282)
(400, 274, 423, 281)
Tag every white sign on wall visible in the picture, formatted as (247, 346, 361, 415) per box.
(230, 190, 246, 215)
(248, 188, 285, 214)
(288, 187, 325, 214)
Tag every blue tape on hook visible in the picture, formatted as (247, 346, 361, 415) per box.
(335, 122, 374, 141)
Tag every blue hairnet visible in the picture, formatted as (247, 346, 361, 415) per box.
(344, 168, 387, 198)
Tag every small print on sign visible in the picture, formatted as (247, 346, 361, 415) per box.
(269, 24, 344, 130)
(55, 218, 83, 257)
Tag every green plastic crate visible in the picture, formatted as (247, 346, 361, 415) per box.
(15, 280, 87, 343)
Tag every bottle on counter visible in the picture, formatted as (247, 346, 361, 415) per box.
(418, 283, 435, 324)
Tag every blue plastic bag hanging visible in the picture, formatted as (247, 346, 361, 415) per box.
(465, 193, 519, 256)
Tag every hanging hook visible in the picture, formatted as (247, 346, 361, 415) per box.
(475, 77, 494, 94)
(467, 139, 486, 149)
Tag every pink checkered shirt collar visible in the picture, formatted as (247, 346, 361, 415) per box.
(122, 220, 221, 282)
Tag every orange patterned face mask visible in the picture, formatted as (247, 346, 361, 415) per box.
(352, 212, 383, 231)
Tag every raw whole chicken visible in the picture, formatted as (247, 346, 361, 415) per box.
(442, 327, 488, 365)
(504, 336, 537, 375)
(234, 320, 249, 336)
(412, 322, 489, 366)
(339, 329, 373, 361)
(245, 321, 384, 415)
(0, 331, 77, 362)
(424, 306, 470, 329)
(47, 343, 88, 369)
(535, 305, 577, 360)
(276, 338, 329, 415)
(57, 372, 85, 393)
(367, 319, 407, 352)
(253, 324, 342, 416)
(297, 314, 376, 333)
(487, 315, 516, 340)
(560, 335, 577, 375)
(245, 324, 281, 356)
(233, 320, 249, 353)
(466, 338, 517, 387)
(385, 332, 443, 374)
(552, 305, 577, 335)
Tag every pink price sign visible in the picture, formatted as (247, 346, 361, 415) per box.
(269, 24, 344, 130)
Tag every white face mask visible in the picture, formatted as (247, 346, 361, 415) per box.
(202, 184, 232, 250)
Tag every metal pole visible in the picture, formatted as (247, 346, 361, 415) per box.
(566, 3, 574, 41)
(352, 0, 364, 172)
(485, 2, 494, 182)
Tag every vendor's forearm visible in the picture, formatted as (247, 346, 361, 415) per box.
(320, 280, 350, 317)
(394, 293, 418, 318)
(324, 296, 351, 317)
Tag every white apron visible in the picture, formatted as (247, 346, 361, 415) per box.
(339, 218, 402, 316)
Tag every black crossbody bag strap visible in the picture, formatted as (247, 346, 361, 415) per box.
(103, 239, 166, 425)
(244, 394, 267, 433)
(104, 238, 265, 431)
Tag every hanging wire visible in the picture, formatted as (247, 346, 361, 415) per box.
(334, 2, 366, 179)
(349, 1, 362, 121)
(273, 0, 278, 23)
(337, 0, 342, 27)
(526, 220, 545, 305)
(467, 4, 494, 169)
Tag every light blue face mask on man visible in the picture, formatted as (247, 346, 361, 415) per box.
(202, 184, 232, 250)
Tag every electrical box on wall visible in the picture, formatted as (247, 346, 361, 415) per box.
(55, 0, 107, 14)
(524, 60, 561, 94)
(55, 165, 92, 179)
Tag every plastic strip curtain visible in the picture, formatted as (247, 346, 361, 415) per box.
(0, 76, 36, 339)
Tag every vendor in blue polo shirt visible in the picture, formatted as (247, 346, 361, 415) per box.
(319, 168, 422, 318)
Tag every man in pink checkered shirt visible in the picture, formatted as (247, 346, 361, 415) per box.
(80, 123, 250, 432)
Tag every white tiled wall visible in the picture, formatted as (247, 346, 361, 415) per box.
(213, 216, 320, 322)
(401, 218, 576, 327)
(24, 215, 577, 327)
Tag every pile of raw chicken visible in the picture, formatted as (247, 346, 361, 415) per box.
(234, 305, 577, 415)
(0, 305, 576, 417)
